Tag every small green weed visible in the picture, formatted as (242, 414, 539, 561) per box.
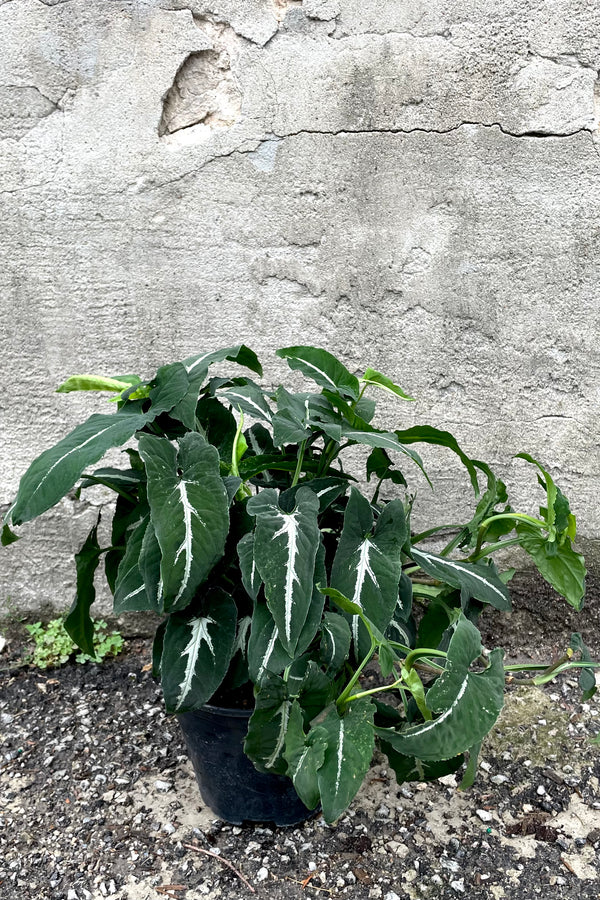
(26, 618, 124, 669)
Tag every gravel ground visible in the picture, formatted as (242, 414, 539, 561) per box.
(1, 628, 600, 900)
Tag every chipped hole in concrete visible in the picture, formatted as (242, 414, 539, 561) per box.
(273, 0, 304, 24)
(158, 48, 241, 137)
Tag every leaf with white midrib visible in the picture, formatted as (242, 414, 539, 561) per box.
(375, 616, 505, 761)
(160, 590, 237, 713)
(331, 489, 407, 639)
(314, 699, 375, 823)
(411, 547, 511, 611)
(9, 411, 149, 527)
(248, 488, 320, 656)
(138, 432, 230, 612)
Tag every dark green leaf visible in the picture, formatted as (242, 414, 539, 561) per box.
(380, 740, 464, 784)
(247, 601, 292, 683)
(247, 487, 321, 656)
(411, 548, 511, 611)
(314, 698, 375, 823)
(152, 620, 167, 678)
(516, 524, 586, 610)
(237, 532, 261, 602)
(395, 426, 479, 494)
(80, 467, 144, 496)
(113, 516, 155, 612)
(220, 380, 273, 424)
(331, 489, 408, 632)
(459, 741, 482, 789)
(139, 433, 229, 612)
(244, 672, 292, 774)
(376, 616, 505, 761)
(195, 397, 238, 464)
(277, 346, 360, 401)
(9, 411, 149, 526)
(280, 477, 350, 514)
(320, 612, 352, 673)
(283, 701, 324, 810)
(160, 589, 237, 712)
(570, 632, 597, 700)
(1, 522, 19, 546)
(183, 345, 262, 378)
(64, 516, 103, 657)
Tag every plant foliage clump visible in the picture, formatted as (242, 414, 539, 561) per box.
(3, 344, 596, 823)
(26, 618, 124, 669)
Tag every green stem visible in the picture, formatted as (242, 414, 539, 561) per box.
(336, 636, 377, 710)
(291, 440, 307, 488)
(411, 524, 464, 545)
(230, 409, 245, 478)
(403, 648, 448, 672)
(474, 512, 546, 556)
(480, 512, 546, 531)
(468, 537, 524, 563)
(440, 529, 469, 558)
(345, 677, 404, 704)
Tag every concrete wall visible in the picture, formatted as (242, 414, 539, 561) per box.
(1, 0, 600, 617)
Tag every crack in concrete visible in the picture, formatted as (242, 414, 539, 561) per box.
(272, 121, 595, 140)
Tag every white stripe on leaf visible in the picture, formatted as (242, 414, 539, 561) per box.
(335, 721, 345, 795)
(272, 512, 302, 643)
(400, 677, 469, 738)
(225, 391, 272, 423)
(173, 480, 205, 605)
(265, 700, 291, 769)
(175, 616, 216, 710)
(415, 550, 508, 604)
(352, 539, 381, 607)
(257, 625, 279, 682)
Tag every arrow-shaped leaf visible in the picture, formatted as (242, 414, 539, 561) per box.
(139, 432, 229, 612)
(361, 368, 414, 401)
(160, 589, 237, 712)
(313, 698, 375, 823)
(8, 410, 149, 527)
(376, 616, 505, 761)
(331, 489, 407, 632)
(247, 487, 320, 656)
(244, 672, 293, 775)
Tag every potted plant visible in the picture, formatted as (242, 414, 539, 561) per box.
(2, 345, 596, 825)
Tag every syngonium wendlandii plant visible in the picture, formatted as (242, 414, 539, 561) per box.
(2, 345, 597, 823)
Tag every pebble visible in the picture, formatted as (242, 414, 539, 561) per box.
(384, 892, 401, 900)
(450, 879, 465, 893)
(491, 775, 508, 785)
(476, 809, 493, 823)
(256, 867, 269, 882)
(536, 785, 546, 796)
(154, 780, 171, 792)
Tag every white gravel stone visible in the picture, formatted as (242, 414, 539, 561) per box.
(256, 867, 269, 882)
(153, 780, 171, 792)
(476, 809, 493, 823)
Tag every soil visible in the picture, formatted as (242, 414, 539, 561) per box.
(1, 585, 599, 900)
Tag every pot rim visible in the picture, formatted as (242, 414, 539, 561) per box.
(178, 702, 253, 719)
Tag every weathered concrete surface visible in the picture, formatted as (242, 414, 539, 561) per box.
(1, 0, 600, 616)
